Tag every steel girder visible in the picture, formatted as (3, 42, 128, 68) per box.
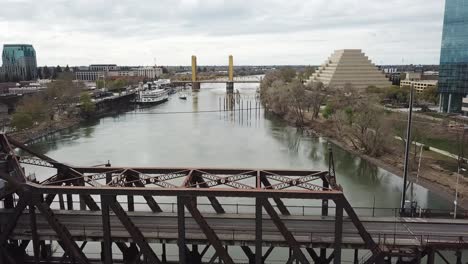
(260, 198, 309, 264)
(0, 134, 384, 264)
(35, 201, 90, 264)
(183, 196, 235, 264)
(107, 196, 161, 264)
(0, 193, 29, 246)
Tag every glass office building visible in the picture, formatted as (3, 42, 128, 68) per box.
(438, 0, 468, 113)
(1, 44, 37, 81)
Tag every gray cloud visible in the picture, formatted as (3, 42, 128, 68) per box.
(0, 0, 445, 65)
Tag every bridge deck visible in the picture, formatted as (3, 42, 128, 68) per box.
(4, 210, 468, 250)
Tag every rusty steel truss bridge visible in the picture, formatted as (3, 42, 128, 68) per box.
(0, 134, 467, 264)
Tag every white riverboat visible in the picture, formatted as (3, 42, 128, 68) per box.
(134, 89, 169, 104)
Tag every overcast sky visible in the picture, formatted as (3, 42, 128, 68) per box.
(1, 0, 445, 66)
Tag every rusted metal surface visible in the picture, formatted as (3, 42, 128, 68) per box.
(108, 197, 161, 263)
(260, 198, 309, 264)
(3, 133, 465, 263)
(184, 197, 235, 264)
(35, 201, 90, 264)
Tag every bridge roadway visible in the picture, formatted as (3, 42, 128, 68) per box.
(3, 209, 468, 250)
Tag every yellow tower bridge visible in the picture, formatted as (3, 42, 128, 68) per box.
(172, 55, 261, 93)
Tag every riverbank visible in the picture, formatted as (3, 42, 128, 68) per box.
(275, 110, 468, 210)
(7, 118, 81, 145)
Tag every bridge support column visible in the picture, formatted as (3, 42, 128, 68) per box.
(226, 82, 234, 93)
(178, 196, 187, 264)
(255, 198, 262, 264)
(192, 82, 200, 90)
(353, 249, 359, 264)
(320, 179, 329, 263)
(426, 249, 434, 264)
(162, 243, 167, 263)
(334, 203, 343, 264)
(101, 195, 113, 264)
(456, 250, 462, 264)
(188, 245, 202, 264)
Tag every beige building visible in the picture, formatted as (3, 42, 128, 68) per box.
(400, 79, 437, 94)
(307, 49, 391, 89)
(75, 65, 163, 81)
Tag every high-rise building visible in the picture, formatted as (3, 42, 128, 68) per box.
(1, 44, 37, 81)
(438, 0, 468, 113)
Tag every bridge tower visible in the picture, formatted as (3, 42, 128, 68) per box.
(191, 55, 200, 90)
(226, 55, 234, 93)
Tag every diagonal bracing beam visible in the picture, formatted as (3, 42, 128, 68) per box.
(127, 170, 162, 212)
(183, 197, 234, 264)
(260, 198, 308, 264)
(35, 201, 90, 264)
(193, 173, 225, 214)
(108, 197, 162, 264)
(0, 193, 30, 246)
(306, 248, 321, 263)
(337, 195, 382, 263)
(260, 175, 290, 215)
(0, 134, 26, 183)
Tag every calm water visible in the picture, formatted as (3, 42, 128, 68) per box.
(27, 82, 450, 210)
(23, 81, 454, 262)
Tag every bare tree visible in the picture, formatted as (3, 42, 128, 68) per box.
(334, 98, 389, 156)
(306, 81, 328, 119)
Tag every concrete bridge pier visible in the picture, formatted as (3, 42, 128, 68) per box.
(226, 81, 234, 93)
(192, 82, 200, 90)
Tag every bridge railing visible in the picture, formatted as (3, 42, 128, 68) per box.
(377, 233, 468, 248)
(32, 198, 468, 219)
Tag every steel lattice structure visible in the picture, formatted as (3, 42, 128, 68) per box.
(0, 134, 466, 264)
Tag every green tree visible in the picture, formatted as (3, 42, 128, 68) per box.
(46, 73, 82, 109)
(108, 79, 128, 91)
(64, 65, 70, 72)
(96, 80, 105, 89)
(14, 94, 50, 125)
(42, 66, 51, 79)
(11, 112, 34, 130)
(421, 85, 438, 105)
(383, 85, 409, 105)
(322, 103, 334, 119)
(80, 92, 96, 116)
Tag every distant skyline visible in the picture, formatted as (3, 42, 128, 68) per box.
(1, 0, 445, 66)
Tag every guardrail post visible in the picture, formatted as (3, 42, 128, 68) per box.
(255, 198, 262, 264)
(177, 196, 186, 264)
(101, 195, 112, 264)
(334, 202, 343, 264)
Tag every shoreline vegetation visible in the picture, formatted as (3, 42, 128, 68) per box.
(5, 70, 468, 210)
(7, 118, 80, 145)
(5, 72, 133, 145)
(261, 68, 468, 210)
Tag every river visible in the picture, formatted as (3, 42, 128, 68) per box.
(23, 80, 454, 262)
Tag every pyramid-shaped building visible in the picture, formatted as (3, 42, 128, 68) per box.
(307, 49, 392, 89)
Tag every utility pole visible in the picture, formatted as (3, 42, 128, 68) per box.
(401, 83, 414, 213)
(454, 126, 466, 219)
